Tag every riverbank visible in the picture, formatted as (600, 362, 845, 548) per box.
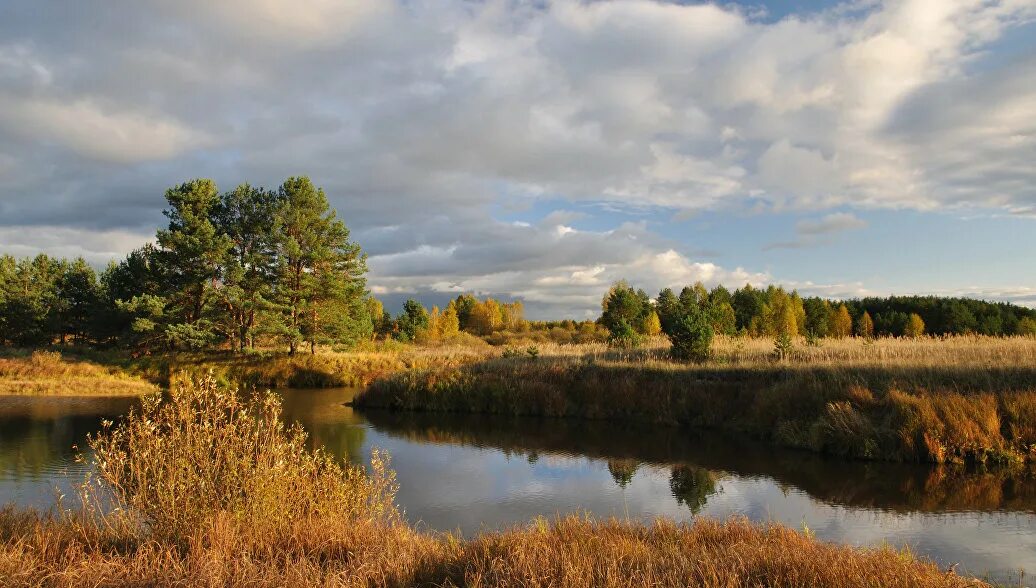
(0, 343, 490, 393)
(354, 336, 1036, 464)
(364, 410, 1036, 514)
(0, 509, 979, 588)
(0, 376, 979, 587)
(0, 351, 158, 396)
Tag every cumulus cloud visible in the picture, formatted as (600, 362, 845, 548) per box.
(0, 0, 1034, 315)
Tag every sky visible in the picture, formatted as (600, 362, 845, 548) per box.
(1, 0, 1034, 319)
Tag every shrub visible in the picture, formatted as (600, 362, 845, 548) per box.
(773, 331, 794, 360)
(607, 319, 643, 349)
(86, 374, 397, 544)
(668, 312, 713, 363)
(1019, 317, 1036, 337)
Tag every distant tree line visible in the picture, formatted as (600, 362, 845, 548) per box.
(599, 280, 1036, 360)
(0, 177, 371, 354)
(369, 294, 609, 346)
(377, 294, 528, 343)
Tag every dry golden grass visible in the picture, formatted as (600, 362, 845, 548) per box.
(125, 342, 494, 389)
(522, 334, 1036, 369)
(356, 335, 1036, 464)
(0, 351, 158, 396)
(0, 377, 980, 587)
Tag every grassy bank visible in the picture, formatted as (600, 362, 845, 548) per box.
(355, 336, 1036, 464)
(1, 343, 491, 393)
(0, 376, 978, 587)
(117, 343, 490, 389)
(0, 351, 158, 396)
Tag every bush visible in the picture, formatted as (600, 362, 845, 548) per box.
(773, 331, 794, 360)
(607, 319, 643, 349)
(668, 312, 713, 363)
(86, 374, 397, 544)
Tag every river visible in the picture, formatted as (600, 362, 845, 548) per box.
(1, 388, 1034, 583)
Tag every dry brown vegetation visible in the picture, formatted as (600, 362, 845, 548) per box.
(0, 351, 158, 396)
(0, 376, 979, 587)
(356, 335, 1036, 464)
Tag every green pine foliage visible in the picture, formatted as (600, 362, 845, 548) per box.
(0, 177, 373, 354)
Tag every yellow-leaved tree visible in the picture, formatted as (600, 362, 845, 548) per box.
(830, 304, 853, 338)
(439, 301, 461, 339)
(642, 310, 662, 336)
(857, 311, 874, 338)
(904, 313, 925, 338)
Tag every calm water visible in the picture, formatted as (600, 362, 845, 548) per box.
(2, 388, 1035, 583)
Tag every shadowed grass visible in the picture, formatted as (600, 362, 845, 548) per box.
(355, 336, 1036, 464)
(0, 376, 979, 587)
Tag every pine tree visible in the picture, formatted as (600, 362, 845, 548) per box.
(55, 258, 100, 344)
(98, 244, 166, 346)
(731, 284, 763, 333)
(601, 281, 648, 343)
(803, 298, 832, 337)
(156, 179, 230, 348)
(211, 184, 281, 351)
(0, 255, 62, 346)
(654, 288, 680, 333)
(275, 177, 367, 354)
(394, 299, 429, 342)
(453, 294, 478, 332)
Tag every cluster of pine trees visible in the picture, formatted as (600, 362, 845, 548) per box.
(0, 177, 371, 354)
(598, 280, 1036, 348)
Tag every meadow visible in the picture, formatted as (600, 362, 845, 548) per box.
(0, 350, 158, 397)
(0, 375, 980, 587)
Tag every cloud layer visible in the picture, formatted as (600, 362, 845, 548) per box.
(1, 0, 1034, 316)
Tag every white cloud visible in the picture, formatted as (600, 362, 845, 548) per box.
(1, 0, 1035, 315)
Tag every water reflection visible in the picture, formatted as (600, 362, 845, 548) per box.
(361, 409, 1036, 514)
(1, 389, 1035, 582)
(0, 396, 138, 510)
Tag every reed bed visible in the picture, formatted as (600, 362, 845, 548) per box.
(0, 377, 979, 587)
(0, 351, 158, 396)
(356, 336, 1036, 464)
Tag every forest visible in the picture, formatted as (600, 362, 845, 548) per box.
(2, 177, 1035, 354)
